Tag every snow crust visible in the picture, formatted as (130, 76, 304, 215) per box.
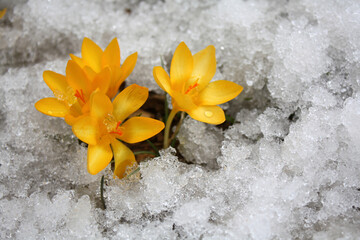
(1, 0, 360, 239)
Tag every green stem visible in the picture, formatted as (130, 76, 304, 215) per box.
(164, 108, 179, 149)
(164, 93, 169, 123)
(134, 151, 156, 156)
(169, 111, 185, 146)
(100, 175, 106, 209)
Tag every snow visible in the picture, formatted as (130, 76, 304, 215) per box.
(1, 0, 360, 239)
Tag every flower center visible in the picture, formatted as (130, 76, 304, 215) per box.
(53, 87, 77, 107)
(185, 80, 199, 94)
(74, 89, 86, 104)
(109, 121, 123, 136)
(103, 113, 123, 136)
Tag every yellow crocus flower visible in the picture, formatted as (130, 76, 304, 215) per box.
(153, 42, 243, 147)
(72, 84, 164, 178)
(70, 38, 137, 99)
(35, 60, 111, 126)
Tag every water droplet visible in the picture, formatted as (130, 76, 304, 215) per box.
(204, 111, 213, 117)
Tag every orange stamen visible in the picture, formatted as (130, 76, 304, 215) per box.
(116, 121, 122, 129)
(185, 81, 199, 94)
(110, 121, 123, 136)
(74, 89, 86, 104)
(110, 130, 123, 136)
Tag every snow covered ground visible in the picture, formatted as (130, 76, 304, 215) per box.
(1, 0, 360, 239)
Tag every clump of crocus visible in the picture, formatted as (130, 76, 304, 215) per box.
(72, 84, 164, 178)
(153, 42, 243, 148)
(70, 38, 138, 99)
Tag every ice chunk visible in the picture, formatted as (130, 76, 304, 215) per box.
(303, 85, 337, 108)
(177, 117, 223, 168)
(341, 96, 360, 148)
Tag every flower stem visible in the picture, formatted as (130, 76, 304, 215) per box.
(100, 175, 106, 210)
(169, 111, 185, 147)
(163, 108, 179, 149)
(134, 151, 156, 156)
(164, 93, 169, 123)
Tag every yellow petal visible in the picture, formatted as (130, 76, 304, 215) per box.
(101, 38, 120, 68)
(153, 66, 171, 94)
(106, 52, 137, 99)
(90, 67, 111, 94)
(172, 91, 197, 111)
(111, 140, 137, 179)
(197, 80, 243, 105)
(63, 102, 83, 126)
(89, 91, 113, 120)
(189, 45, 216, 92)
(43, 71, 68, 93)
(106, 67, 122, 99)
(0, 8, 7, 19)
(87, 143, 113, 175)
(81, 37, 103, 73)
(187, 105, 225, 125)
(119, 117, 165, 144)
(66, 60, 91, 94)
(170, 42, 193, 91)
(119, 52, 137, 81)
(112, 84, 148, 122)
(64, 114, 81, 126)
(83, 66, 97, 81)
(69, 53, 86, 69)
(35, 98, 69, 117)
(72, 116, 100, 145)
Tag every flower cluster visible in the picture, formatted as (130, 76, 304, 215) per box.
(36, 39, 243, 178)
(35, 38, 164, 178)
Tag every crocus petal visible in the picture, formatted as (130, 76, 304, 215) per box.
(43, 71, 68, 93)
(35, 98, 69, 117)
(64, 114, 81, 126)
(189, 45, 216, 92)
(90, 67, 111, 94)
(69, 53, 86, 69)
(170, 42, 193, 91)
(120, 52, 137, 81)
(87, 143, 113, 175)
(66, 60, 91, 94)
(89, 91, 113, 120)
(111, 140, 137, 179)
(172, 91, 197, 111)
(83, 66, 97, 81)
(65, 102, 83, 125)
(187, 105, 225, 125)
(106, 67, 122, 99)
(112, 84, 148, 122)
(81, 38, 103, 73)
(153, 66, 171, 94)
(119, 117, 165, 144)
(72, 116, 100, 145)
(101, 38, 120, 68)
(197, 80, 243, 105)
